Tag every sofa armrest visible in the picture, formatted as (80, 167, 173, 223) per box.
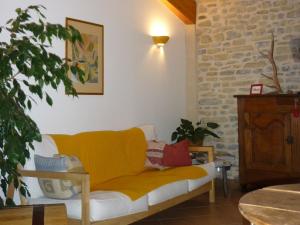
(19, 169, 90, 225)
(189, 146, 214, 163)
(189, 146, 215, 203)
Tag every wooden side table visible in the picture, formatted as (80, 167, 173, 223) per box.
(0, 204, 68, 225)
(239, 184, 300, 225)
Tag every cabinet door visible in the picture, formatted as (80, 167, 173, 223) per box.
(244, 112, 291, 172)
(291, 116, 300, 173)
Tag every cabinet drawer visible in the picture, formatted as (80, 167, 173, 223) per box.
(241, 97, 293, 112)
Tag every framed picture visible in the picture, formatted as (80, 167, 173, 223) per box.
(250, 84, 263, 95)
(66, 18, 104, 95)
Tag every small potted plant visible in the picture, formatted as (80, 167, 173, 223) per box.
(171, 118, 220, 146)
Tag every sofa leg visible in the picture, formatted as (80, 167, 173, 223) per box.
(209, 180, 215, 203)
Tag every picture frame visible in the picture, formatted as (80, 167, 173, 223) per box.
(66, 17, 104, 95)
(250, 84, 263, 95)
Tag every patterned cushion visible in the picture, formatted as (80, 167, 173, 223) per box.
(145, 141, 168, 170)
(34, 154, 85, 199)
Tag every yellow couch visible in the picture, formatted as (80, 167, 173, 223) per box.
(19, 127, 215, 225)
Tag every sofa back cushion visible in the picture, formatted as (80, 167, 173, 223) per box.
(51, 128, 147, 190)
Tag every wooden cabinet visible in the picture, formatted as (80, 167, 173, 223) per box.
(235, 95, 300, 189)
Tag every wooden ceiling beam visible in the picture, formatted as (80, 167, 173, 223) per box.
(161, 0, 196, 25)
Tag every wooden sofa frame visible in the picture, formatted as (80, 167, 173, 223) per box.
(18, 146, 215, 225)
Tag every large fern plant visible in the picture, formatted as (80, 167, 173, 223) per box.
(0, 5, 84, 207)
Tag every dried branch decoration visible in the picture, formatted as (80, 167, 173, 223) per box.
(258, 32, 283, 93)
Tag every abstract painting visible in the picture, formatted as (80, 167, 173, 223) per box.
(66, 18, 104, 94)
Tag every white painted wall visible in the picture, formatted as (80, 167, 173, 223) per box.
(1, 0, 186, 141)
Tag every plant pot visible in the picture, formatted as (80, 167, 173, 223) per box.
(189, 140, 203, 147)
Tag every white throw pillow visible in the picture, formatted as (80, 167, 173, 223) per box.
(137, 125, 158, 141)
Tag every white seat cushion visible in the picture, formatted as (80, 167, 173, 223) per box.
(28, 191, 148, 222)
(147, 180, 188, 206)
(188, 162, 216, 192)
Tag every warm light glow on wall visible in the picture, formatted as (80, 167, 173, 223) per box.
(150, 21, 169, 36)
(148, 44, 166, 63)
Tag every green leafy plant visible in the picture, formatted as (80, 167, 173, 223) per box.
(171, 118, 220, 145)
(0, 5, 85, 207)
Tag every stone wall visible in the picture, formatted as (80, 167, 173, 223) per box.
(195, 0, 300, 178)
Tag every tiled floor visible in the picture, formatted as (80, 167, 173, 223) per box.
(132, 180, 245, 225)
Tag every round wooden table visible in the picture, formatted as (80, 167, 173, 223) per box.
(239, 184, 300, 225)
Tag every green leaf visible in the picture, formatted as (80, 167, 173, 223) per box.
(27, 100, 32, 110)
(50, 81, 57, 89)
(177, 136, 186, 142)
(0, 198, 4, 208)
(207, 122, 219, 129)
(203, 129, 220, 138)
(9, 87, 18, 97)
(15, 8, 22, 15)
(70, 65, 77, 75)
(0, 180, 7, 197)
(5, 198, 15, 207)
(19, 186, 26, 197)
(6, 19, 13, 24)
(23, 80, 29, 86)
(13, 178, 19, 188)
(36, 86, 43, 99)
(45, 93, 53, 106)
(171, 132, 178, 141)
(77, 67, 85, 83)
(181, 118, 192, 126)
(194, 127, 205, 141)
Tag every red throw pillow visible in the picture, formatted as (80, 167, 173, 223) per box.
(162, 140, 192, 167)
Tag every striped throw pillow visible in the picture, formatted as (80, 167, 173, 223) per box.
(145, 141, 168, 170)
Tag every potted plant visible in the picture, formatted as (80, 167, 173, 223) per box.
(171, 118, 220, 146)
(0, 5, 85, 207)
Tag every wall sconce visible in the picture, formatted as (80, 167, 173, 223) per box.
(152, 36, 169, 48)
